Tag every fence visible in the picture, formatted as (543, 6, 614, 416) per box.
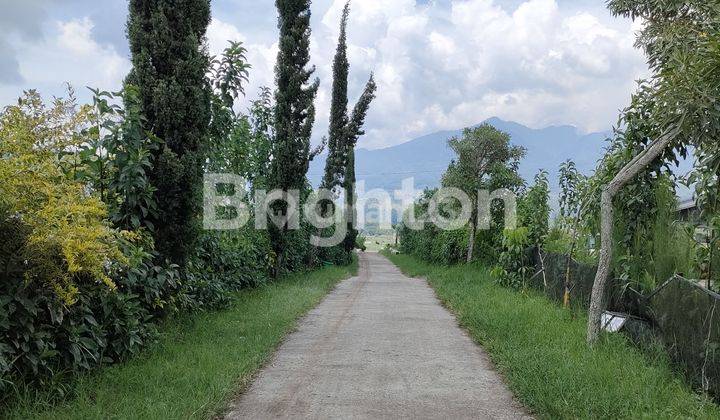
(529, 249, 634, 312)
(530, 249, 720, 400)
(649, 276, 720, 397)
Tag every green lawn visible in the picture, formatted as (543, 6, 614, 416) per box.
(6, 259, 357, 419)
(383, 252, 720, 419)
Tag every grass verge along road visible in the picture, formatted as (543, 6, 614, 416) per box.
(384, 252, 719, 419)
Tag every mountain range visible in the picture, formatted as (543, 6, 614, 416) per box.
(308, 117, 612, 194)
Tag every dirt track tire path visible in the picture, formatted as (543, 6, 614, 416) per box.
(225, 252, 531, 419)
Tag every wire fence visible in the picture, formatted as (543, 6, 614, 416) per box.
(529, 249, 720, 400)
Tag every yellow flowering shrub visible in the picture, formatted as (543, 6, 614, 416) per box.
(0, 91, 123, 305)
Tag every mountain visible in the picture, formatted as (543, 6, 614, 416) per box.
(308, 117, 611, 194)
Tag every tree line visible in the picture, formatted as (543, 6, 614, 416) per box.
(0, 0, 374, 398)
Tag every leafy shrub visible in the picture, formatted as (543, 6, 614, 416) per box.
(491, 227, 532, 289)
(544, 224, 598, 266)
(0, 92, 124, 305)
(398, 221, 468, 266)
(182, 228, 272, 310)
(519, 170, 550, 248)
(0, 227, 177, 398)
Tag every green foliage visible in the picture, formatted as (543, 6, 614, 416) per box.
(271, 0, 319, 193)
(399, 223, 468, 266)
(491, 227, 531, 289)
(400, 124, 528, 266)
(0, 83, 280, 401)
(245, 87, 275, 190)
(580, 1, 720, 295)
(210, 41, 251, 109)
(0, 91, 123, 305)
(71, 86, 161, 232)
(442, 124, 526, 260)
(519, 170, 550, 248)
(544, 224, 597, 266)
(558, 159, 588, 222)
(587, 155, 689, 293)
(126, 0, 213, 265)
(4, 261, 355, 419)
(269, 0, 320, 271)
(319, 3, 377, 256)
(342, 78, 377, 254)
(397, 190, 471, 266)
(207, 41, 253, 177)
(385, 252, 720, 418)
(322, 2, 351, 192)
(442, 124, 526, 200)
(184, 228, 273, 311)
(0, 226, 178, 398)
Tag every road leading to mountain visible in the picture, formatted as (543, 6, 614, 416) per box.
(225, 252, 531, 419)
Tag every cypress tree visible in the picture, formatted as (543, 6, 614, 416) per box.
(271, 0, 320, 271)
(322, 2, 350, 191)
(342, 76, 377, 253)
(125, 0, 212, 264)
(319, 1, 377, 254)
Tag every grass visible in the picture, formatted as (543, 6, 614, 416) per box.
(383, 251, 720, 419)
(5, 258, 357, 419)
(362, 233, 396, 252)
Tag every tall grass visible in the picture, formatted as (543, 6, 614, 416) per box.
(384, 252, 719, 419)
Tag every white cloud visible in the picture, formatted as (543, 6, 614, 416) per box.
(316, 0, 648, 147)
(14, 17, 130, 96)
(207, 17, 246, 56)
(0, 0, 649, 151)
(57, 18, 98, 55)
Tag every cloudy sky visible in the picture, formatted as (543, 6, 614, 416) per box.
(0, 0, 648, 149)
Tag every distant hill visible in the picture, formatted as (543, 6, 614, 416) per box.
(308, 117, 611, 194)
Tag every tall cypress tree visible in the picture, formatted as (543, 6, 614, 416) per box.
(320, 1, 377, 254)
(271, 0, 320, 271)
(322, 3, 350, 191)
(342, 76, 377, 253)
(125, 0, 212, 264)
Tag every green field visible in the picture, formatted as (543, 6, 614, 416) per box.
(361, 233, 396, 252)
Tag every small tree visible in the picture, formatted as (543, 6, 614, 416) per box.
(246, 87, 275, 191)
(206, 41, 252, 177)
(588, 1, 720, 344)
(557, 159, 590, 307)
(442, 124, 526, 262)
(519, 170, 550, 248)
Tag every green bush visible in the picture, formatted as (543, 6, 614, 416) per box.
(491, 227, 532, 289)
(0, 227, 178, 399)
(399, 221, 469, 266)
(182, 229, 273, 311)
(0, 222, 281, 400)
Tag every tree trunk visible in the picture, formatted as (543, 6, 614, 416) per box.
(466, 220, 477, 263)
(564, 237, 577, 308)
(587, 129, 676, 344)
